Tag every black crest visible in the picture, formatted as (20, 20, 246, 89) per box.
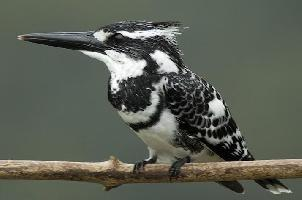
(101, 21, 182, 33)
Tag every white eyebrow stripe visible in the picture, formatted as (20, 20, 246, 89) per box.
(117, 27, 181, 40)
(93, 30, 112, 42)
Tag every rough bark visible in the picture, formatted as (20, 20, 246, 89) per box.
(0, 158, 301, 191)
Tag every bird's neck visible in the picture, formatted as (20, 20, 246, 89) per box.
(106, 49, 185, 84)
(97, 49, 185, 112)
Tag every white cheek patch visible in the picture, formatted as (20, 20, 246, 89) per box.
(150, 50, 179, 73)
(93, 30, 112, 42)
(80, 50, 147, 92)
(104, 50, 147, 77)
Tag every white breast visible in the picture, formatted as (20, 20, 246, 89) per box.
(137, 109, 190, 163)
(135, 109, 223, 163)
(119, 107, 224, 164)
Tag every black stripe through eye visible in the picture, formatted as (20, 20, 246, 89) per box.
(113, 33, 124, 40)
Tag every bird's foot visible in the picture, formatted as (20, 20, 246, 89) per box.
(169, 156, 191, 180)
(133, 160, 147, 173)
(133, 156, 157, 174)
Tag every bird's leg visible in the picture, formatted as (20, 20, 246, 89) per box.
(133, 155, 157, 174)
(169, 156, 191, 179)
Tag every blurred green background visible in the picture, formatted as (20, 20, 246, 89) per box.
(0, 0, 301, 199)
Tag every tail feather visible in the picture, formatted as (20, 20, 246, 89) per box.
(255, 179, 292, 194)
(242, 152, 292, 194)
(216, 181, 245, 194)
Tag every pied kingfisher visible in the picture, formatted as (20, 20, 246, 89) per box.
(18, 21, 291, 194)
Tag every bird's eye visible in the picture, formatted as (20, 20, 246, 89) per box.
(113, 33, 124, 40)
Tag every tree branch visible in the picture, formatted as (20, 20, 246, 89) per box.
(0, 158, 301, 190)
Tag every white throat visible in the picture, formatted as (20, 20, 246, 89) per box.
(81, 50, 147, 92)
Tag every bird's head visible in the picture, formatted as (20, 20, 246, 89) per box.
(19, 21, 185, 75)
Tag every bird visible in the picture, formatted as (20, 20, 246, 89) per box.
(18, 21, 292, 194)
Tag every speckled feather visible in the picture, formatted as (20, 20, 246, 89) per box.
(164, 70, 253, 161)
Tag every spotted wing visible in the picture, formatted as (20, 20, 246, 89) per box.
(164, 72, 254, 161)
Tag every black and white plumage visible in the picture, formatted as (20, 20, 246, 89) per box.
(19, 21, 291, 194)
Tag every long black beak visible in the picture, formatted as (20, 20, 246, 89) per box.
(18, 31, 104, 52)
